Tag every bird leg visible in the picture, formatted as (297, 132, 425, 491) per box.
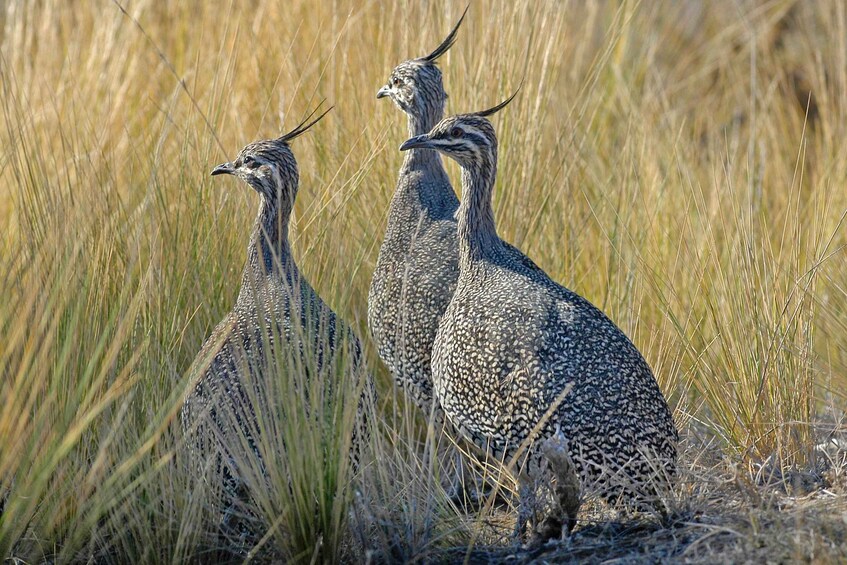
(539, 429, 581, 540)
(445, 450, 476, 507)
(514, 477, 537, 544)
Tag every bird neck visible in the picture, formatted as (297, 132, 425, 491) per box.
(396, 109, 458, 215)
(246, 196, 294, 279)
(407, 109, 441, 139)
(402, 109, 442, 167)
(457, 157, 500, 267)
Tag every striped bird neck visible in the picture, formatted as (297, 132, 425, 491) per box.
(244, 196, 295, 282)
(457, 156, 500, 267)
(395, 108, 458, 217)
(401, 110, 444, 168)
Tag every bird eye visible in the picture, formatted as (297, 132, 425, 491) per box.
(391, 76, 402, 87)
(451, 128, 463, 138)
(243, 156, 257, 167)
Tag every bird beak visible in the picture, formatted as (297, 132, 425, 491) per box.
(376, 85, 391, 99)
(211, 162, 234, 176)
(399, 134, 433, 151)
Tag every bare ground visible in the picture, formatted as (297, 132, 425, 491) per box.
(428, 427, 847, 564)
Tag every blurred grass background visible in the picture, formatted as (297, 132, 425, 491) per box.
(1, 0, 846, 561)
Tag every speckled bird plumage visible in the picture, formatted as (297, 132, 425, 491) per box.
(401, 104, 678, 517)
(181, 111, 374, 504)
(367, 14, 464, 421)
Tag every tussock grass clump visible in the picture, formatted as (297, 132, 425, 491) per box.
(1, 0, 846, 561)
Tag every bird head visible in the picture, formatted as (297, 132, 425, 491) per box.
(211, 105, 332, 204)
(399, 88, 519, 169)
(376, 7, 467, 120)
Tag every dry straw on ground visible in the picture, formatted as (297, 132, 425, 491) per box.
(1, 0, 846, 562)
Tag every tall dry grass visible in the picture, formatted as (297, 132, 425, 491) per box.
(1, 0, 846, 561)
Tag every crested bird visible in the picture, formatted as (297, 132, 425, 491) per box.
(180, 106, 374, 542)
(399, 94, 678, 541)
(368, 9, 465, 426)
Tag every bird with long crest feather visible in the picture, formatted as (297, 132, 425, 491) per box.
(402, 91, 678, 541)
(181, 104, 374, 547)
